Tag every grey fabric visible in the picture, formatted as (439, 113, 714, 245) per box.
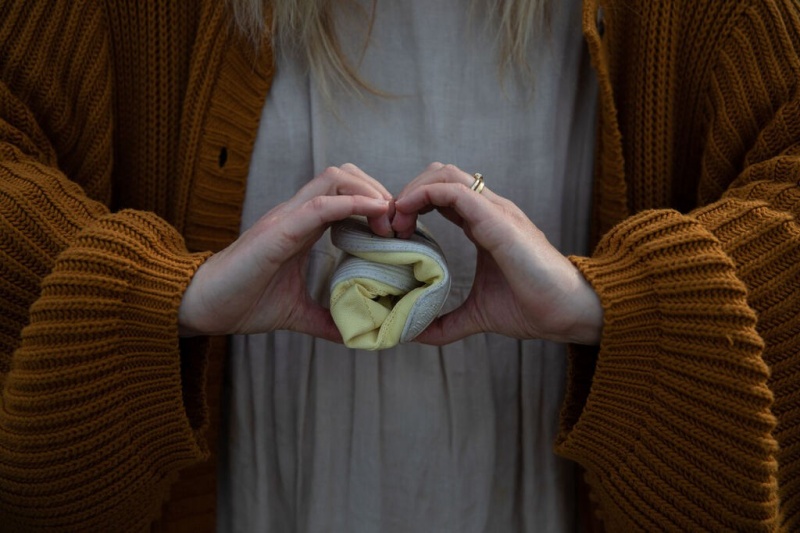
(329, 217, 451, 345)
(219, 0, 597, 531)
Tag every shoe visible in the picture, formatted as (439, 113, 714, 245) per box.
(329, 216, 451, 350)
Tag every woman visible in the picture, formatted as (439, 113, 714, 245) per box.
(212, 1, 597, 531)
(0, 0, 798, 531)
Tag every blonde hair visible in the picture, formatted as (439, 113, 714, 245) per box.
(228, 0, 549, 97)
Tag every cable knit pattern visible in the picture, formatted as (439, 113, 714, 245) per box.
(3, 211, 210, 531)
(0, 0, 798, 531)
(564, 212, 780, 530)
(560, 0, 800, 530)
(0, 1, 218, 530)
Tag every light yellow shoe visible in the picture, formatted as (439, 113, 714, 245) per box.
(329, 216, 451, 350)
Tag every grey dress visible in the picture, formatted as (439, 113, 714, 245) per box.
(218, 0, 598, 531)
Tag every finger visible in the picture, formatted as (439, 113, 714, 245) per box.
(365, 198, 395, 237)
(390, 203, 450, 239)
(288, 302, 344, 343)
(338, 164, 395, 236)
(390, 208, 418, 239)
(395, 162, 452, 199)
(397, 163, 495, 199)
(296, 165, 394, 236)
(393, 165, 498, 237)
(437, 205, 465, 229)
(289, 166, 391, 207)
(411, 306, 482, 345)
(298, 194, 390, 233)
(393, 182, 496, 240)
(339, 163, 393, 199)
(389, 163, 449, 237)
(267, 195, 389, 260)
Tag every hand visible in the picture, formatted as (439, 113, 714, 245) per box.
(392, 163, 603, 345)
(178, 164, 392, 339)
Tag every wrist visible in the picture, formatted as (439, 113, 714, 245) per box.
(178, 292, 203, 337)
(178, 262, 214, 337)
(566, 279, 604, 345)
(543, 263, 603, 345)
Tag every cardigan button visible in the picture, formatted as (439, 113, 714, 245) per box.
(596, 6, 606, 37)
(218, 147, 228, 168)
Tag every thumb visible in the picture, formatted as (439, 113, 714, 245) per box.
(411, 306, 480, 345)
(289, 302, 344, 343)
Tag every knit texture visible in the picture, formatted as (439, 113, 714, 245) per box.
(0, 0, 798, 531)
(0, 0, 271, 531)
(560, 0, 800, 530)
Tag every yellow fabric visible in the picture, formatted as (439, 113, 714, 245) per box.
(330, 251, 446, 350)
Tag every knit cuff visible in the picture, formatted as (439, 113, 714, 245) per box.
(557, 209, 779, 530)
(1, 209, 211, 529)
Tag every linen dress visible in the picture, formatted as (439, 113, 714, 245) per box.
(219, 0, 597, 530)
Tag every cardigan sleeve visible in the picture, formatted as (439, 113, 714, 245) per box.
(0, 2, 212, 531)
(557, 1, 800, 531)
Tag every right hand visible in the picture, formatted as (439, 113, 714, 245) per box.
(392, 163, 603, 346)
(178, 164, 392, 340)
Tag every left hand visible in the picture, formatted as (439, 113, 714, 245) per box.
(178, 164, 392, 339)
(392, 163, 603, 345)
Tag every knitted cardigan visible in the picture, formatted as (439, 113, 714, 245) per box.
(0, 0, 798, 531)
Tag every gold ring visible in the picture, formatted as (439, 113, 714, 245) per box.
(470, 173, 485, 194)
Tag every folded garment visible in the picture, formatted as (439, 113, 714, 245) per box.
(329, 216, 451, 350)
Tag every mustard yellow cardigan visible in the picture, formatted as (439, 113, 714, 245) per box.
(1, 0, 798, 531)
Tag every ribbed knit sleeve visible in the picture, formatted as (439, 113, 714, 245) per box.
(0, 1, 212, 530)
(558, 1, 800, 531)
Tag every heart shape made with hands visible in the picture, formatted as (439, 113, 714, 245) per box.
(329, 216, 451, 350)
